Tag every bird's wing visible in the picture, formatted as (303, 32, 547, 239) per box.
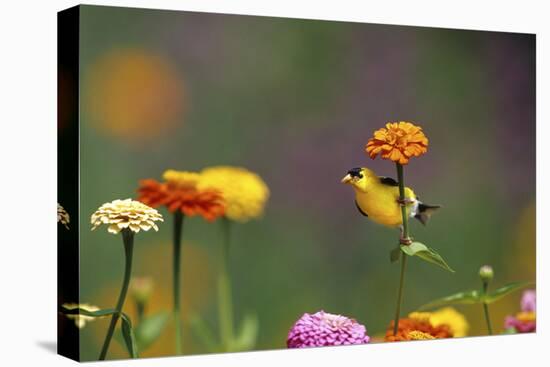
(355, 200, 368, 217)
(379, 176, 399, 186)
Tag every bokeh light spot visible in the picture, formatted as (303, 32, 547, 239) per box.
(84, 49, 185, 142)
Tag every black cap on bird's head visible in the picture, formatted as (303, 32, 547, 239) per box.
(341, 167, 378, 187)
(341, 167, 365, 184)
(347, 167, 363, 178)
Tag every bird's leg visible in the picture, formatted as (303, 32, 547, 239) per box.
(399, 225, 412, 245)
(397, 198, 416, 206)
(397, 199, 414, 245)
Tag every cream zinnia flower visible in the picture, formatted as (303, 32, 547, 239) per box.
(91, 198, 163, 234)
(62, 303, 101, 329)
(58, 203, 70, 230)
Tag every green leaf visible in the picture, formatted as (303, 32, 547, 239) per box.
(61, 306, 118, 317)
(390, 246, 401, 263)
(120, 314, 139, 358)
(189, 314, 218, 352)
(418, 290, 482, 310)
(484, 281, 534, 304)
(134, 312, 169, 351)
(400, 242, 454, 272)
(233, 314, 259, 352)
(61, 307, 138, 358)
(415, 246, 455, 273)
(113, 329, 126, 350)
(400, 241, 428, 256)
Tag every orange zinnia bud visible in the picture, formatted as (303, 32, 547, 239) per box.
(366, 121, 429, 165)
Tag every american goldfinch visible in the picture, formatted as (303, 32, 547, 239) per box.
(341, 167, 440, 240)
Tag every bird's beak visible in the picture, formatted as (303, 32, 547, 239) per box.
(341, 174, 352, 184)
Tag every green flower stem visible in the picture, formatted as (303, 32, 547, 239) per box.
(393, 162, 410, 336)
(482, 281, 493, 335)
(393, 255, 407, 335)
(396, 163, 410, 240)
(99, 229, 134, 360)
(173, 211, 185, 354)
(218, 217, 234, 352)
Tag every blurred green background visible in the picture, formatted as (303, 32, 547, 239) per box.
(70, 5, 535, 360)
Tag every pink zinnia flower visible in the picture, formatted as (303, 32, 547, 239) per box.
(504, 289, 536, 333)
(287, 310, 370, 348)
(521, 289, 536, 312)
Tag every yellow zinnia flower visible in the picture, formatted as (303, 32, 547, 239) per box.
(429, 307, 469, 337)
(91, 198, 164, 234)
(407, 330, 435, 340)
(162, 170, 201, 189)
(516, 311, 536, 323)
(62, 303, 101, 329)
(408, 312, 432, 323)
(198, 166, 269, 223)
(410, 307, 469, 338)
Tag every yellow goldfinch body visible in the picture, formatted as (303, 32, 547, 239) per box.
(341, 167, 439, 228)
(353, 181, 416, 227)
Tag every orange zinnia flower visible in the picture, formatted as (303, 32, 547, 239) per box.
(137, 170, 225, 222)
(366, 121, 428, 165)
(384, 317, 453, 342)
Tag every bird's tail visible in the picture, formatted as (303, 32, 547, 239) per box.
(414, 202, 441, 225)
